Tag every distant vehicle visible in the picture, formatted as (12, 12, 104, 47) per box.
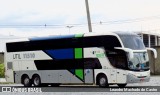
(4, 32, 157, 87)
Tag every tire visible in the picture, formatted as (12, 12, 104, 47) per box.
(32, 75, 41, 87)
(117, 83, 127, 88)
(98, 75, 109, 88)
(22, 75, 32, 87)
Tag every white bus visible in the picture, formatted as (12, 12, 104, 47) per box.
(4, 32, 157, 87)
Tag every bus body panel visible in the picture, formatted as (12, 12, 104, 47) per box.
(6, 50, 52, 61)
(4, 32, 151, 87)
(116, 69, 127, 83)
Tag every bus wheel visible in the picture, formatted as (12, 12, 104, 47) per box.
(22, 75, 32, 87)
(98, 75, 109, 88)
(117, 84, 127, 88)
(32, 75, 41, 87)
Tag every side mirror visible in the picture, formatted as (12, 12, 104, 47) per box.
(114, 47, 134, 60)
(146, 48, 157, 58)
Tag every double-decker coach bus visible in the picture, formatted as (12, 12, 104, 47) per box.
(4, 32, 157, 87)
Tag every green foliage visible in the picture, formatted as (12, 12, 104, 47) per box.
(0, 63, 5, 78)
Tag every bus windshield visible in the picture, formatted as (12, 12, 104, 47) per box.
(115, 33, 150, 71)
(107, 50, 150, 71)
(119, 35, 145, 50)
(128, 52, 149, 71)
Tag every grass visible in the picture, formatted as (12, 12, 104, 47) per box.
(0, 63, 5, 78)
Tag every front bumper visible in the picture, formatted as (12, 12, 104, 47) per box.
(127, 71, 150, 83)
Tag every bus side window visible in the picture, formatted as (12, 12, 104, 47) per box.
(116, 56, 126, 69)
(84, 60, 94, 69)
(72, 37, 83, 48)
(83, 36, 103, 47)
(108, 57, 116, 67)
(106, 50, 127, 69)
(102, 36, 121, 49)
(84, 58, 102, 69)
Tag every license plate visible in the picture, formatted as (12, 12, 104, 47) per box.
(140, 78, 144, 82)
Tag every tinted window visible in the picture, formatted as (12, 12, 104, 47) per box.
(34, 58, 102, 70)
(83, 36, 103, 47)
(84, 58, 102, 69)
(102, 36, 121, 49)
(119, 35, 145, 50)
(7, 35, 121, 52)
(83, 36, 121, 48)
(106, 50, 128, 69)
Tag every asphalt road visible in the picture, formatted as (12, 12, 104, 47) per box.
(0, 76, 159, 95)
(0, 85, 159, 95)
(0, 85, 160, 92)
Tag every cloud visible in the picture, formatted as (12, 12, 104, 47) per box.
(0, 0, 87, 24)
(1, 0, 160, 37)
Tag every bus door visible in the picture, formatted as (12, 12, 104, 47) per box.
(84, 58, 98, 83)
(110, 69, 117, 83)
(116, 69, 127, 83)
(107, 50, 127, 83)
(84, 69, 93, 83)
(115, 54, 127, 83)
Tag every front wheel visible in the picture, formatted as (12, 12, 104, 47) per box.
(117, 83, 127, 88)
(98, 75, 109, 88)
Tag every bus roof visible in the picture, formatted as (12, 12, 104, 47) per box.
(29, 34, 75, 41)
(29, 32, 118, 41)
(6, 32, 137, 43)
(113, 31, 137, 36)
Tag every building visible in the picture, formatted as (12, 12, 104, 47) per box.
(137, 31, 160, 75)
(0, 35, 23, 64)
(137, 32, 160, 47)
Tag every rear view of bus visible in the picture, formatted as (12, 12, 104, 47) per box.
(114, 32, 157, 86)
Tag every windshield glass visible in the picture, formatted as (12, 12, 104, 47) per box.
(128, 52, 149, 71)
(119, 35, 145, 50)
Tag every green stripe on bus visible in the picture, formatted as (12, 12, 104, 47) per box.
(75, 48, 83, 80)
(75, 48, 83, 58)
(75, 69, 83, 80)
(75, 34, 83, 38)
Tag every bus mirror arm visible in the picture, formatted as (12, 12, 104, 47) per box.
(114, 47, 134, 60)
(146, 48, 157, 59)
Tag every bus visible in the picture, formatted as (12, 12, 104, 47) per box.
(4, 32, 157, 87)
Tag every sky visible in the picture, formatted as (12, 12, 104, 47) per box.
(1, 0, 160, 37)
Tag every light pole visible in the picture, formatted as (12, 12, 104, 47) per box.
(85, 0, 92, 32)
(66, 26, 74, 34)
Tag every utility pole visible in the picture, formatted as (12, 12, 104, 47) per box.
(66, 26, 74, 34)
(85, 0, 92, 32)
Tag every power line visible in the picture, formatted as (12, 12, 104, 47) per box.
(0, 23, 87, 28)
(0, 15, 160, 28)
(97, 15, 160, 25)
